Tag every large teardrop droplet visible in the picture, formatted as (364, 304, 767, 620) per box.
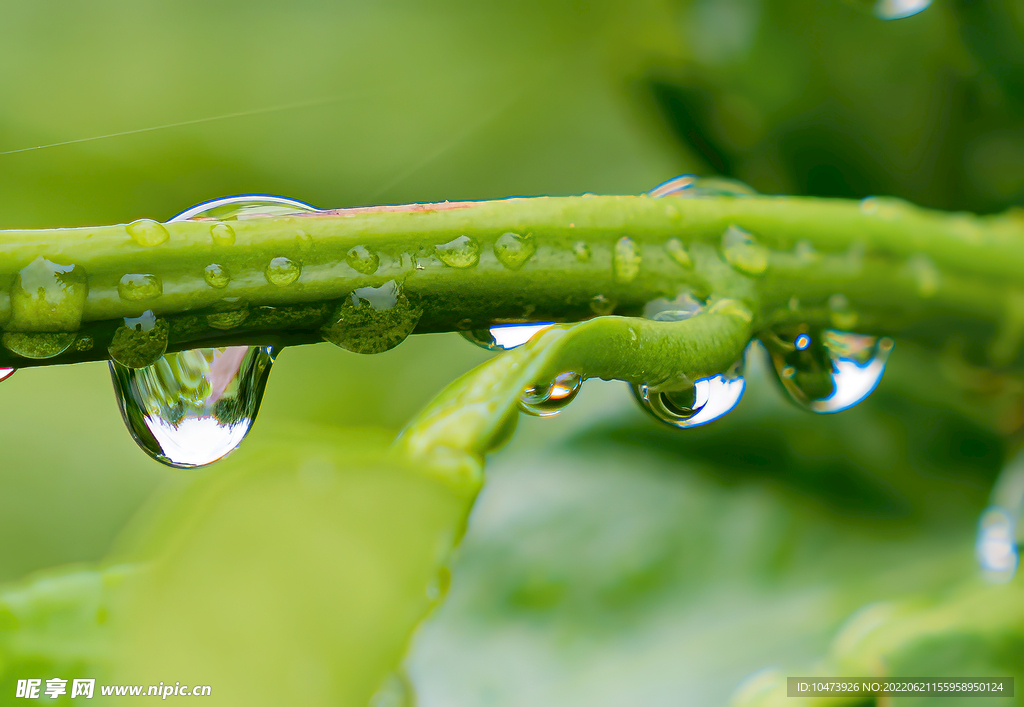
(110, 345, 276, 468)
(169, 195, 319, 222)
(519, 372, 583, 417)
(632, 361, 745, 428)
(765, 327, 893, 414)
(460, 322, 554, 351)
(649, 175, 757, 198)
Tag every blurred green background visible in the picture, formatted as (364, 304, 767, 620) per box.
(1, 0, 1022, 704)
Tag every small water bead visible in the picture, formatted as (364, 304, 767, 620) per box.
(10, 257, 88, 331)
(0, 368, 14, 383)
(649, 175, 757, 198)
(664, 238, 692, 268)
(320, 280, 423, 354)
(976, 506, 1018, 583)
(765, 327, 894, 414)
(210, 223, 236, 246)
(632, 360, 746, 429)
(721, 225, 768, 276)
(573, 242, 592, 262)
(436, 236, 480, 269)
(265, 257, 301, 286)
(108, 312, 169, 369)
(2, 332, 77, 359)
(519, 372, 583, 417)
(346, 245, 380, 275)
(111, 345, 276, 468)
(613, 236, 641, 284)
(590, 294, 617, 315)
(794, 240, 818, 262)
(493, 232, 536, 270)
(169, 195, 320, 221)
(206, 308, 250, 330)
(126, 219, 170, 247)
(643, 292, 703, 322)
(118, 273, 163, 302)
(874, 0, 931, 20)
(907, 253, 940, 298)
(203, 264, 230, 289)
(459, 322, 555, 351)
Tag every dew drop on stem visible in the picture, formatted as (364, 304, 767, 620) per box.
(460, 322, 554, 351)
(632, 360, 745, 428)
(110, 345, 276, 468)
(649, 174, 757, 198)
(519, 372, 583, 417)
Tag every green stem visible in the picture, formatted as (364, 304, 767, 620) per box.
(1, 194, 1021, 369)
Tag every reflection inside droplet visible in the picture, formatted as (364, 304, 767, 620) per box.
(461, 323, 554, 351)
(0, 368, 14, 383)
(632, 361, 745, 428)
(976, 506, 1019, 583)
(874, 0, 931, 20)
(519, 371, 583, 417)
(110, 345, 276, 468)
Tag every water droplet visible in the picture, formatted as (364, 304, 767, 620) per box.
(907, 253, 940, 297)
(210, 223, 236, 246)
(0, 368, 15, 383)
(765, 328, 894, 413)
(828, 294, 859, 330)
(265, 257, 301, 286)
(118, 273, 163, 301)
(345, 245, 380, 275)
(643, 292, 704, 321)
(613, 236, 641, 284)
(169, 195, 319, 221)
(493, 232, 536, 270)
(203, 264, 230, 289)
(206, 308, 250, 330)
(110, 345, 276, 468)
(519, 372, 583, 417)
(573, 242, 592, 262)
(435, 236, 480, 269)
(590, 294, 617, 315)
(649, 175, 757, 198)
(664, 238, 692, 268)
(108, 311, 169, 369)
(722, 225, 768, 276)
(632, 361, 745, 428)
(9, 257, 88, 331)
(320, 280, 422, 354)
(794, 240, 818, 262)
(874, 0, 930, 20)
(126, 219, 170, 247)
(2, 332, 76, 359)
(459, 322, 554, 351)
(977, 506, 1019, 583)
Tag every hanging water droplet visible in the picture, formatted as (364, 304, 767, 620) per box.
(265, 257, 301, 286)
(613, 236, 641, 283)
(643, 292, 704, 322)
(126, 219, 170, 247)
(573, 242, 592, 262)
(320, 280, 422, 354)
(976, 506, 1018, 583)
(493, 232, 536, 270)
(589, 294, 617, 315)
(722, 225, 768, 276)
(649, 175, 757, 198)
(10, 257, 88, 331)
(0, 367, 14, 382)
(435, 236, 480, 269)
(874, 0, 930, 20)
(765, 327, 894, 413)
(110, 345, 276, 468)
(459, 322, 554, 351)
(664, 238, 692, 268)
(2, 331, 77, 359)
(108, 311, 169, 369)
(203, 264, 230, 289)
(118, 273, 163, 301)
(169, 195, 319, 221)
(519, 372, 583, 417)
(210, 223, 236, 246)
(206, 307, 250, 330)
(632, 361, 745, 428)
(346, 245, 380, 275)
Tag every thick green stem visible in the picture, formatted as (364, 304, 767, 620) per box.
(1, 194, 1021, 369)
